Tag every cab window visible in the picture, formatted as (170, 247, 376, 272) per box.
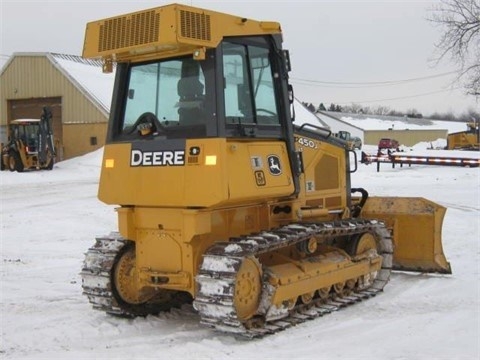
(222, 40, 280, 131)
(120, 57, 210, 139)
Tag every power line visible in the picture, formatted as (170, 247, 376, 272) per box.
(335, 87, 463, 105)
(290, 70, 458, 88)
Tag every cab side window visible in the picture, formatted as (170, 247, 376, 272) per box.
(222, 41, 279, 128)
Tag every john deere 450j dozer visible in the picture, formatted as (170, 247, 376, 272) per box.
(81, 4, 451, 337)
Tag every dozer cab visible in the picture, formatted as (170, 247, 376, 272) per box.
(80, 4, 451, 337)
(1, 107, 56, 172)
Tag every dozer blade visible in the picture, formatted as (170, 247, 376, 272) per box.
(360, 197, 451, 274)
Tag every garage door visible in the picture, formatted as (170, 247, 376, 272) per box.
(8, 97, 63, 161)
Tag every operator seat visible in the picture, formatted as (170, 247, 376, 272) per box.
(177, 59, 205, 125)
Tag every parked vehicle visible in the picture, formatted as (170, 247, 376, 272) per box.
(351, 136, 362, 150)
(1, 107, 55, 172)
(447, 122, 479, 151)
(378, 138, 399, 150)
(334, 131, 362, 150)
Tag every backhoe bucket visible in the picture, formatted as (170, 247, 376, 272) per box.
(361, 197, 451, 274)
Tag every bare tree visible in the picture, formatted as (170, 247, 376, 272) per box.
(371, 105, 391, 116)
(429, 0, 480, 96)
(342, 103, 364, 114)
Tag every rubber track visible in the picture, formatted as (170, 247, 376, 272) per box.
(193, 219, 393, 338)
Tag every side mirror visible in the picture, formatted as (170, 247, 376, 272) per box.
(282, 50, 291, 72)
(348, 149, 358, 173)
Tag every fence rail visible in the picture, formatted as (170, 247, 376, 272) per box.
(361, 150, 480, 171)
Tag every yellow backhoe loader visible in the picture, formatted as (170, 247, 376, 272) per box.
(80, 3, 451, 337)
(1, 107, 55, 172)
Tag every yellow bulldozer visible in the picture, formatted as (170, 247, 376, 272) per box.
(80, 4, 451, 337)
(447, 121, 479, 150)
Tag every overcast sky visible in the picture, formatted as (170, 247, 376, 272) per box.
(1, 0, 478, 116)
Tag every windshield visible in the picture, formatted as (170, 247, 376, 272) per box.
(120, 57, 209, 139)
(12, 123, 39, 151)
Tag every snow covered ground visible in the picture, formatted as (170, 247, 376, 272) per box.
(1, 147, 479, 359)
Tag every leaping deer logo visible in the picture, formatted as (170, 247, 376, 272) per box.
(267, 155, 282, 175)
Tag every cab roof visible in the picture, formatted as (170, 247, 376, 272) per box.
(10, 119, 40, 125)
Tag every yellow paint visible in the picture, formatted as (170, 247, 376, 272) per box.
(361, 196, 451, 274)
(84, 2, 450, 321)
(83, 3, 281, 63)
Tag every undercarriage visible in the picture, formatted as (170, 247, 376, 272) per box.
(81, 218, 392, 337)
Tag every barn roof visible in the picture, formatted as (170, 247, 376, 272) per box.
(49, 53, 115, 115)
(1, 52, 115, 116)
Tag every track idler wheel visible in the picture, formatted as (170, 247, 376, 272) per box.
(233, 257, 263, 321)
(352, 232, 380, 290)
(113, 245, 156, 305)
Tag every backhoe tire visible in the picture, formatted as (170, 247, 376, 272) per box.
(8, 151, 24, 172)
